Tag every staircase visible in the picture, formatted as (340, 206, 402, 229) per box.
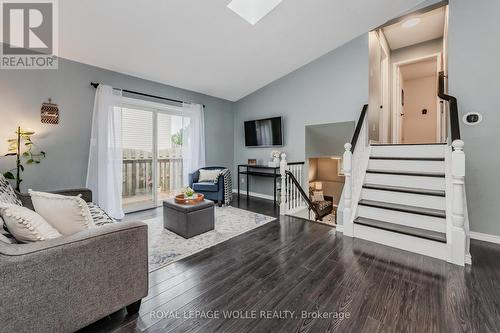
(354, 143, 449, 260)
(340, 102, 470, 266)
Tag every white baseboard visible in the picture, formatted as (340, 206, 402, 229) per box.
(231, 189, 274, 201)
(335, 224, 344, 233)
(469, 231, 500, 244)
(465, 253, 472, 265)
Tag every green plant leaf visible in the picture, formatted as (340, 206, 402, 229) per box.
(7, 139, 16, 142)
(35, 161, 40, 164)
(19, 165, 24, 171)
(25, 142, 33, 146)
(41, 151, 46, 156)
(3, 172, 15, 180)
(4, 153, 16, 156)
(26, 159, 34, 164)
(22, 152, 29, 157)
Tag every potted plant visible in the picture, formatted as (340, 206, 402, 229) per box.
(3, 127, 46, 191)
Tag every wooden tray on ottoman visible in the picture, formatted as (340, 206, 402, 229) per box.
(174, 193, 205, 205)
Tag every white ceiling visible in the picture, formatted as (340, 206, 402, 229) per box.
(382, 6, 445, 51)
(400, 58, 437, 80)
(54, 0, 427, 101)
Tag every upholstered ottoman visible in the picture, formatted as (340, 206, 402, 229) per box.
(163, 199, 215, 238)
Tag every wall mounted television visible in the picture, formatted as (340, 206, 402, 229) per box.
(244, 116, 283, 147)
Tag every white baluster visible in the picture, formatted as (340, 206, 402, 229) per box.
(293, 165, 297, 209)
(279, 153, 287, 215)
(298, 164, 303, 206)
(343, 143, 353, 237)
(450, 140, 466, 266)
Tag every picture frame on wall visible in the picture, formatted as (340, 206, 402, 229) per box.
(247, 159, 257, 165)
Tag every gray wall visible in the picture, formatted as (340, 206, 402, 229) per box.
(0, 55, 234, 192)
(305, 121, 355, 158)
(448, 0, 500, 236)
(233, 35, 368, 196)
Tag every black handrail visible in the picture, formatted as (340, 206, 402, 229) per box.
(285, 170, 322, 220)
(438, 71, 461, 142)
(350, 104, 368, 152)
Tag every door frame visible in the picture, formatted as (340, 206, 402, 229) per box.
(121, 97, 184, 213)
(378, 30, 391, 143)
(391, 52, 442, 144)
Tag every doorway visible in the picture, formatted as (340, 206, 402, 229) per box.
(393, 54, 442, 144)
(121, 98, 188, 212)
(368, 4, 448, 144)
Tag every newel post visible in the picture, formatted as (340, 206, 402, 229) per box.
(450, 140, 466, 266)
(343, 143, 354, 237)
(280, 153, 288, 216)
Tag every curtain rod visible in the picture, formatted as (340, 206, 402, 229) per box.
(90, 82, 205, 108)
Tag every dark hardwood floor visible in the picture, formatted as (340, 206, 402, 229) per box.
(80, 196, 500, 333)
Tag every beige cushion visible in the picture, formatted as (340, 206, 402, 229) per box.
(29, 190, 96, 236)
(312, 191, 325, 202)
(0, 204, 62, 242)
(198, 169, 221, 183)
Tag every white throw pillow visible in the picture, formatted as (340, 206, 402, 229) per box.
(312, 191, 325, 202)
(0, 204, 62, 242)
(198, 169, 221, 183)
(29, 190, 96, 236)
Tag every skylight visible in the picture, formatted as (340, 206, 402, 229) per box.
(227, 0, 283, 25)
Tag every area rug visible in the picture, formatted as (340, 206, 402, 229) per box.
(146, 206, 276, 272)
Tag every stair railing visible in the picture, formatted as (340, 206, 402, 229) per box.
(341, 104, 370, 236)
(279, 156, 309, 216)
(438, 71, 460, 143)
(439, 71, 469, 265)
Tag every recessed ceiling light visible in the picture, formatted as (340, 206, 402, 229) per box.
(402, 17, 421, 28)
(227, 0, 283, 25)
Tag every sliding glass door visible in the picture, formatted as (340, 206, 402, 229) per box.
(121, 99, 186, 212)
(156, 113, 185, 204)
(122, 107, 155, 212)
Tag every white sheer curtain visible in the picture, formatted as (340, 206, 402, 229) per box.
(86, 85, 125, 219)
(181, 103, 206, 185)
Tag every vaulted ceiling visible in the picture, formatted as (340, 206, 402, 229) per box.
(59, 0, 427, 101)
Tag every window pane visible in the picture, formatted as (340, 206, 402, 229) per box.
(122, 108, 155, 211)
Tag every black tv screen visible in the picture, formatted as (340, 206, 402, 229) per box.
(244, 117, 283, 147)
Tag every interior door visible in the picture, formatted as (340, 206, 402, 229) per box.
(394, 67, 404, 143)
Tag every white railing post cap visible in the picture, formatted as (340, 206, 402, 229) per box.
(344, 143, 352, 151)
(452, 140, 464, 150)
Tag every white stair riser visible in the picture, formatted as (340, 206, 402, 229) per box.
(368, 159, 444, 173)
(354, 224, 447, 260)
(361, 188, 445, 210)
(371, 145, 445, 158)
(357, 205, 446, 233)
(365, 173, 445, 191)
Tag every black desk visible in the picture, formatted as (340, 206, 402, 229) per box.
(237, 164, 280, 207)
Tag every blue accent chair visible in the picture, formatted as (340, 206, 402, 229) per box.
(189, 166, 226, 206)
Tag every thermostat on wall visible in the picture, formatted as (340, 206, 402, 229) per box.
(463, 112, 482, 125)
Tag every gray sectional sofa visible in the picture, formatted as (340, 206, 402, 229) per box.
(0, 188, 149, 333)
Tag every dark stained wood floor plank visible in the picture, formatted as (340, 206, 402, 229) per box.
(78, 197, 500, 333)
